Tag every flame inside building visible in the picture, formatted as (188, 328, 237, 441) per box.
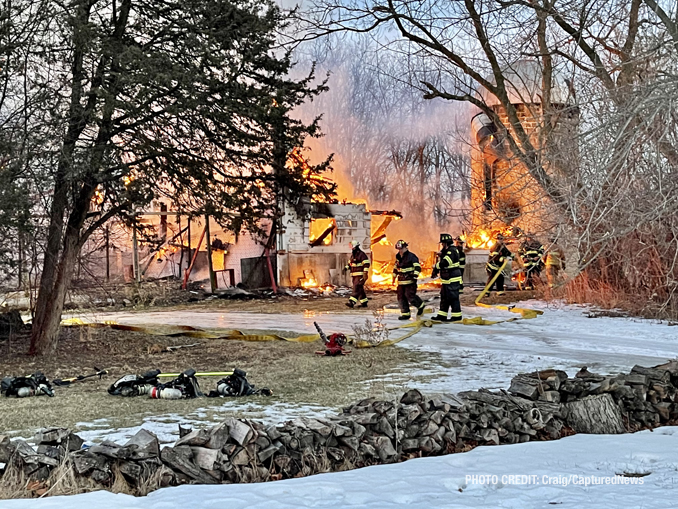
(460, 61, 579, 284)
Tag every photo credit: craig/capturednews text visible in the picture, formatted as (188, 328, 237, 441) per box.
(465, 474, 645, 486)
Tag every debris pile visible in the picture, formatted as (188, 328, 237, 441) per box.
(2, 362, 678, 498)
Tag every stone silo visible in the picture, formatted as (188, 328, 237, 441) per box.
(469, 60, 578, 240)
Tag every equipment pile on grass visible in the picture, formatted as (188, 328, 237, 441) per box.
(2, 361, 678, 499)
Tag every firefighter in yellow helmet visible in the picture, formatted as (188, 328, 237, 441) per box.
(431, 233, 462, 322)
(344, 240, 370, 308)
(518, 233, 544, 290)
(392, 240, 425, 320)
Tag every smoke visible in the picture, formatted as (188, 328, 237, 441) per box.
(294, 40, 472, 260)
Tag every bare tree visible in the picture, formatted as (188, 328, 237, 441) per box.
(299, 0, 678, 316)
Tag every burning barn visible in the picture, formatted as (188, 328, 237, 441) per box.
(80, 196, 403, 291)
(276, 201, 402, 288)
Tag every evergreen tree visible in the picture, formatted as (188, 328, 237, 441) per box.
(2, 0, 333, 354)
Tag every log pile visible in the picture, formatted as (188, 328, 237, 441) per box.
(2, 362, 678, 497)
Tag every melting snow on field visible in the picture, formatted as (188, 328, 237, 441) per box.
(68, 299, 678, 396)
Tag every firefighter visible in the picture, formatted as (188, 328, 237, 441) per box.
(518, 233, 544, 290)
(454, 236, 466, 295)
(344, 240, 370, 308)
(486, 233, 512, 295)
(544, 237, 566, 288)
(392, 240, 425, 320)
(431, 233, 462, 322)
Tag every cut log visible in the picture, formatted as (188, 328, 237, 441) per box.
(631, 365, 670, 383)
(125, 429, 160, 459)
(226, 418, 252, 446)
(0, 435, 15, 463)
(118, 461, 142, 481)
(257, 442, 283, 463)
(622, 373, 648, 386)
(89, 441, 128, 460)
(480, 428, 499, 445)
(507, 375, 542, 400)
(565, 394, 626, 434)
(175, 428, 210, 447)
(205, 422, 230, 450)
(400, 389, 424, 405)
(72, 451, 109, 475)
(33, 428, 83, 451)
(160, 446, 217, 484)
(190, 446, 220, 470)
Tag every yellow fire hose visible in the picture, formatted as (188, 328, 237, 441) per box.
(61, 268, 543, 350)
(157, 371, 234, 378)
(61, 318, 320, 343)
(474, 259, 544, 320)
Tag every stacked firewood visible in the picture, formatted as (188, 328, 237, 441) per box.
(2, 361, 678, 497)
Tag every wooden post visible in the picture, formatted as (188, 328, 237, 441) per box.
(265, 248, 277, 293)
(205, 213, 217, 293)
(182, 226, 206, 289)
(160, 202, 167, 241)
(187, 218, 192, 273)
(177, 214, 183, 279)
(132, 217, 140, 283)
(105, 226, 110, 282)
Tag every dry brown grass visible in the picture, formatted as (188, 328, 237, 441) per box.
(0, 322, 450, 438)
(0, 457, 30, 500)
(559, 272, 665, 319)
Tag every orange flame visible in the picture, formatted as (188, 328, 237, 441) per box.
(301, 277, 318, 288)
(288, 147, 335, 203)
(309, 218, 335, 246)
(464, 227, 514, 249)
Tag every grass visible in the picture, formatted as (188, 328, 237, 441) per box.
(0, 323, 452, 439)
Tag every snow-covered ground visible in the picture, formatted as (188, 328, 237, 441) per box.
(4, 426, 677, 509)
(69, 299, 678, 396)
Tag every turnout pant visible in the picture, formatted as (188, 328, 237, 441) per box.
(397, 284, 424, 317)
(459, 268, 465, 294)
(523, 266, 541, 289)
(435, 282, 462, 321)
(348, 276, 368, 306)
(546, 265, 561, 288)
(486, 268, 505, 292)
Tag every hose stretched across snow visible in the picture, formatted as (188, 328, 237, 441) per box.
(61, 268, 544, 350)
(474, 259, 544, 320)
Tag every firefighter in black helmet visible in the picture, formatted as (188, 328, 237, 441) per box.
(344, 240, 370, 308)
(518, 232, 544, 290)
(431, 233, 463, 322)
(486, 233, 512, 295)
(392, 240, 425, 320)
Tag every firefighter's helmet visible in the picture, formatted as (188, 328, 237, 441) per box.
(349, 240, 360, 250)
(395, 240, 408, 250)
(454, 236, 464, 244)
(496, 233, 505, 241)
(440, 233, 453, 244)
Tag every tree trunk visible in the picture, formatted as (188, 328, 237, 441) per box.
(29, 223, 82, 354)
(30, 0, 94, 354)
